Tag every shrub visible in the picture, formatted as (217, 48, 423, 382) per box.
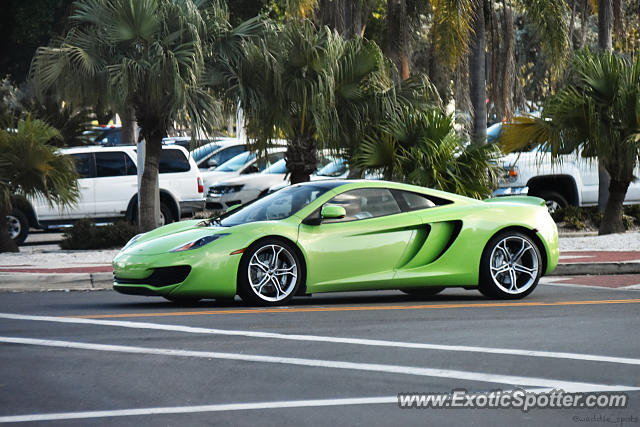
(60, 219, 138, 250)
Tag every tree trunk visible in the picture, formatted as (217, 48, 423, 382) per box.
(599, 179, 629, 235)
(120, 106, 137, 145)
(469, 0, 487, 145)
(387, 0, 410, 80)
(501, 2, 515, 121)
(138, 133, 162, 232)
(598, 0, 613, 51)
(0, 205, 18, 253)
(579, 0, 589, 49)
(568, 0, 577, 50)
(287, 136, 318, 184)
(597, 0, 613, 212)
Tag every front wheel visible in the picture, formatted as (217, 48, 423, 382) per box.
(237, 239, 302, 306)
(478, 231, 542, 299)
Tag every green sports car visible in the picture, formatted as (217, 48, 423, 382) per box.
(113, 180, 559, 306)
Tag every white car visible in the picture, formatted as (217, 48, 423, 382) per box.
(201, 149, 286, 196)
(495, 145, 640, 211)
(8, 145, 205, 244)
(206, 158, 290, 210)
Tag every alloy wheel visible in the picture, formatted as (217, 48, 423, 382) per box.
(7, 215, 21, 239)
(248, 244, 298, 302)
(489, 236, 539, 295)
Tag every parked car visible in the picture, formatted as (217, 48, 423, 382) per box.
(495, 146, 640, 211)
(7, 145, 205, 245)
(192, 140, 248, 170)
(201, 149, 286, 197)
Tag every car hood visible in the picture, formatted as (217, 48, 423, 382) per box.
(201, 171, 237, 186)
(121, 220, 229, 255)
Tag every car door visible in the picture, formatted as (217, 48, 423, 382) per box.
(298, 188, 419, 292)
(32, 152, 96, 221)
(93, 151, 137, 217)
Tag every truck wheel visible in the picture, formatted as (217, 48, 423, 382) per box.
(7, 208, 29, 245)
(533, 191, 567, 213)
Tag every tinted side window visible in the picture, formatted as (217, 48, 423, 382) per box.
(324, 188, 401, 223)
(392, 189, 452, 210)
(395, 191, 436, 211)
(200, 145, 247, 168)
(70, 153, 93, 178)
(95, 152, 127, 177)
(160, 149, 190, 173)
(124, 154, 137, 175)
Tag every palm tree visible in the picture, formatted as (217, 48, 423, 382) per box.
(501, 50, 640, 235)
(357, 106, 499, 198)
(226, 19, 406, 183)
(0, 117, 79, 252)
(30, 0, 256, 231)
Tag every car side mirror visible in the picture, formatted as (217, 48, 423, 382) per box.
(207, 158, 218, 168)
(321, 204, 346, 219)
(226, 204, 241, 213)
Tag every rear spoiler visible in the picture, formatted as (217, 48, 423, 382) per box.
(483, 196, 546, 207)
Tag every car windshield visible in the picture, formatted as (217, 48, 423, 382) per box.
(191, 142, 221, 162)
(214, 151, 254, 172)
(219, 184, 338, 227)
(316, 158, 347, 177)
(262, 158, 288, 174)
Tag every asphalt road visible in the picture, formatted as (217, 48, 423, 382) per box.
(0, 283, 639, 426)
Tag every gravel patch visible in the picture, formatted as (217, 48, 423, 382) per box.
(559, 231, 640, 252)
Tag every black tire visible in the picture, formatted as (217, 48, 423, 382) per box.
(7, 208, 29, 245)
(400, 287, 445, 296)
(478, 231, 542, 300)
(532, 191, 568, 213)
(163, 295, 201, 304)
(160, 202, 174, 225)
(237, 238, 303, 306)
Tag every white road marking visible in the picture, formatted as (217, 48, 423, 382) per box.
(0, 386, 612, 424)
(1, 336, 638, 394)
(0, 396, 398, 423)
(1, 312, 639, 366)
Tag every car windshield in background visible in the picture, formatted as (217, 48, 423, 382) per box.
(317, 158, 347, 177)
(219, 183, 341, 227)
(262, 158, 288, 174)
(214, 152, 254, 172)
(191, 142, 221, 162)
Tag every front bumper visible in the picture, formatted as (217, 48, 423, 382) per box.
(112, 247, 240, 299)
(493, 186, 529, 197)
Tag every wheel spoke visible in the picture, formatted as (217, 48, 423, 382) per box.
(269, 276, 283, 297)
(491, 263, 510, 275)
(250, 260, 269, 273)
(511, 239, 531, 263)
(513, 263, 536, 278)
(274, 265, 296, 276)
(508, 268, 518, 291)
(251, 274, 269, 290)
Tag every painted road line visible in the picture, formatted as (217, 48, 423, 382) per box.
(2, 312, 640, 366)
(0, 397, 397, 423)
(62, 298, 640, 319)
(0, 387, 612, 424)
(1, 336, 638, 394)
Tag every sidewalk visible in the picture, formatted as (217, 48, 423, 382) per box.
(1, 233, 639, 292)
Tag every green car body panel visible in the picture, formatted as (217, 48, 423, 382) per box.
(112, 180, 559, 300)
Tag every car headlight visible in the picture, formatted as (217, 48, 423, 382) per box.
(122, 233, 144, 250)
(208, 185, 244, 197)
(171, 234, 229, 252)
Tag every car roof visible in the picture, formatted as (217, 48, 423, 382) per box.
(60, 144, 189, 155)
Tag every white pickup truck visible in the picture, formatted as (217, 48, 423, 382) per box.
(8, 145, 205, 244)
(494, 146, 640, 210)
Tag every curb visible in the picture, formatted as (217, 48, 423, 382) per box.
(0, 272, 112, 292)
(550, 262, 640, 276)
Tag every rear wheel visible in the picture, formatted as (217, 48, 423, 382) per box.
(7, 208, 29, 245)
(400, 287, 445, 296)
(238, 238, 302, 306)
(479, 231, 542, 299)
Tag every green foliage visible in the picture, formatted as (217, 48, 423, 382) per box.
(0, 116, 79, 211)
(357, 107, 500, 198)
(60, 220, 138, 250)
